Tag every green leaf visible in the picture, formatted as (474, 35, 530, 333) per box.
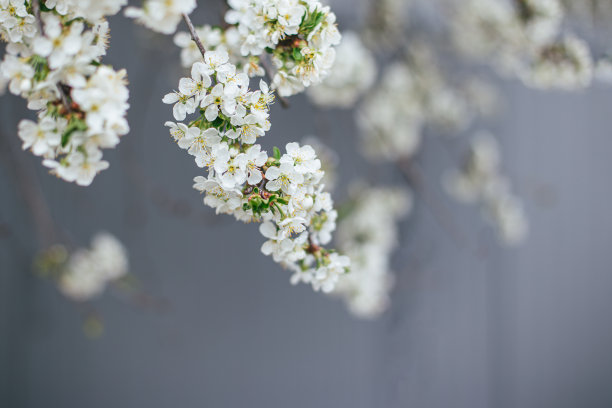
(292, 47, 303, 61)
(273, 146, 281, 160)
(64, 17, 85, 26)
(300, 9, 325, 33)
(38, 1, 53, 12)
(211, 116, 224, 128)
(30, 55, 50, 82)
(61, 118, 88, 148)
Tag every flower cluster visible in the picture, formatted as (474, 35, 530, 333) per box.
(125, 0, 196, 35)
(443, 132, 528, 245)
(36, 232, 129, 302)
(357, 43, 492, 161)
(0, 1, 130, 186)
(225, 0, 341, 96)
(307, 31, 376, 108)
(333, 186, 412, 318)
(163, 49, 349, 293)
(453, 0, 595, 90)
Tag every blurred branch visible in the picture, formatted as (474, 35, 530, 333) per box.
(396, 159, 466, 248)
(0, 131, 59, 248)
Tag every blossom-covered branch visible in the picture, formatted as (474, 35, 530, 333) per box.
(163, 45, 349, 292)
(0, 0, 130, 186)
(169, 0, 341, 97)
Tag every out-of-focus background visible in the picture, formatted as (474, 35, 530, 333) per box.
(2, 0, 612, 407)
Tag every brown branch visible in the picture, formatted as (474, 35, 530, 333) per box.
(182, 12, 289, 109)
(31, 0, 43, 33)
(182, 13, 207, 58)
(56, 84, 71, 112)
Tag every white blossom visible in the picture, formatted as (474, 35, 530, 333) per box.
(163, 91, 197, 121)
(18, 116, 62, 157)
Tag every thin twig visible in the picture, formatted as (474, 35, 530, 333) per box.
(31, 0, 43, 33)
(56, 84, 71, 112)
(397, 159, 466, 248)
(182, 12, 289, 109)
(182, 13, 207, 58)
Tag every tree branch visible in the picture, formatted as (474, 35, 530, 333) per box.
(31, 0, 43, 33)
(182, 13, 207, 58)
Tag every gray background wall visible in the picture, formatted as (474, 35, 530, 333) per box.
(2, 1, 612, 407)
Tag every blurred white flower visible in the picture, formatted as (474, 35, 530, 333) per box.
(58, 232, 129, 301)
(444, 132, 528, 246)
(521, 35, 593, 90)
(333, 186, 413, 318)
(125, 0, 196, 35)
(307, 31, 377, 108)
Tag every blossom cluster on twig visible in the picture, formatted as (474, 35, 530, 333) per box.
(14, 0, 612, 322)
(170, 0, 342, 97)
(163, 46, 349, 293)
(0, 0, 130, 186)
